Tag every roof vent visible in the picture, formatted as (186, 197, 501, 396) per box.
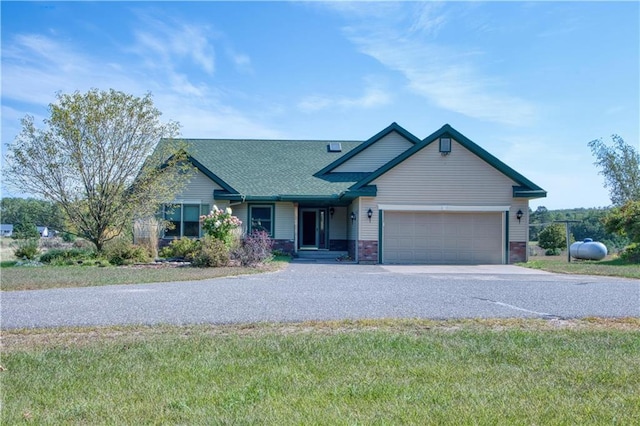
(328, 142, 342, 152)
(439, 138, 451, 155)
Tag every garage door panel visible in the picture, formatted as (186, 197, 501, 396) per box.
(383, 211, 503, 264)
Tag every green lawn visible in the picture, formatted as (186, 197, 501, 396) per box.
(520, 257, 640, 279)
(2, 319, 639, 424)
(0, 257, 289, 291)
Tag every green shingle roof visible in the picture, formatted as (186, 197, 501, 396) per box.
(178, 138, 365, 200)
(158, 122, 545, 203)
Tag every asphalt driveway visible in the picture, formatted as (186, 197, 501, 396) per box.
(2, 263, 639, 329)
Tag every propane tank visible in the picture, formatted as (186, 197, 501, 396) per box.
(570, 238, 607, 260)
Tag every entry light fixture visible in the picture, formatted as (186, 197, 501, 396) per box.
(516, 209, 523, 223)
(367, 208, 373, 222)
(329, 207, 335, 218)
(350, 211, 356, 223)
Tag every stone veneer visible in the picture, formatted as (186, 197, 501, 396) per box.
(329, 239, 348, 252)
(509, 241, 527, 263)
(358, 240, 379, 264)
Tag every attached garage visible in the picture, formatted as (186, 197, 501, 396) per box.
(382, 210, 505, 264)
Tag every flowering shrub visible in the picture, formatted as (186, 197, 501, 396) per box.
(200, 206, 242, 246)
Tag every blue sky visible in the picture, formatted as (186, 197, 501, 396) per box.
(2, 1, 638, 210)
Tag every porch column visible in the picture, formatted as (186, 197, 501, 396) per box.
(293, 203, 298, 254)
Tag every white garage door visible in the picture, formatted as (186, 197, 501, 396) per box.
(383, 211, 504, 264)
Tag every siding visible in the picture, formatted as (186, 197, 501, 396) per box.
(173, 169, 221, 205)
(274, 202, 295, 240)
(360, 197, 379, 241)
(372, 139, 516, 205)
(348, 198, 360, 241)
(329, 206, 348, 239)
(333, 131, 414, 173)
(509, 199, 529, 242)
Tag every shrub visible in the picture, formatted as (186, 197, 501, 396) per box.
(192, 236, 230, 267)
(545, 248, 562, 256)
(159, 238, 201, 260)
(12, 222, 40, 240)
(62, 232, 77, 243)
(103, 238, 151, 266)
(40, 248, 94, 265)
(73, 239, 95, 250)
(13, 239, 40, 260)
(200, 206, 242, 247)
(232, 231, 273, 266)
(538, 224, 566, 251)
(619, 243, 640, 263)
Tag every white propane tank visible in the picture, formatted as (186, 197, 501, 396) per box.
(570, 238, 608, 260)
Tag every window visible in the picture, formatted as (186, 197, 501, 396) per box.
(163, 203, 210, 238)
(249, 205, 274, 236)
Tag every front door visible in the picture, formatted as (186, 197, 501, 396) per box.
(300, 208, 327, 249)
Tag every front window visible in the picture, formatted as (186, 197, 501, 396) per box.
(163, 203, 210, 238)
(249, 205, 274, 236)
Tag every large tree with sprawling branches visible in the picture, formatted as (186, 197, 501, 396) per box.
(3, 89, 194, 252)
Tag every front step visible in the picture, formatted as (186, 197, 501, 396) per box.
(295, 250, 349, 261)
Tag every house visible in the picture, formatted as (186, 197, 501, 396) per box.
(158, 123, 545, 264)
(0, 224, 13, 237)
(37, 226, 49, 238)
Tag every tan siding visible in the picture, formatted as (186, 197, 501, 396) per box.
(274, 202, 295, 240)
(373, 139, 517, 205)
(329, 206, 348, 239)
(173, 169, 221, 205)
(348, 199, 360, 240)
(333, 131, 414, 173)
(360, 197, 378, 240)
(509, 199, 529, 242)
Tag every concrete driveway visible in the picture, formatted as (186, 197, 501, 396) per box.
(2, 263, 638, 329)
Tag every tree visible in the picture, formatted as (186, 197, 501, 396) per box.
(0, 197, 66, 231)
(603, 200, 640, 244)
(588, 135, 640, 206)
(3, 89, 194, 252)
(538, 223, 566, 251)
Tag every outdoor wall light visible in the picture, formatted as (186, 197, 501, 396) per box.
(516, 209, 523, 223)
(329, 207, 335, 218)
(367, 208, 373, 222)
(350, 211, 356, 223)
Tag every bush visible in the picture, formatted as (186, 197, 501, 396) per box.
(538, 224, 566, 251)
(200, 206, 242, 247)
(103, 238, 151, 266)
(159, 238, 201, 260)
(40, 248, 94, 265)
(619, 243, 640, 263)
(13, 239, 40, 260)
(192, 236, 230, 267)
(544, 248, 562, 256)
(12, 222, 40, 240)
(62, 232, 77, 243)
(232, 231, 273, 266)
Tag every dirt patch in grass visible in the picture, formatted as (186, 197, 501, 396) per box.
(4, 317, 639, 353)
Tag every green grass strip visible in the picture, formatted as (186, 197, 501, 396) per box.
(2, 319, 639, 424)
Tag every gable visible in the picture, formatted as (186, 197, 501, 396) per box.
(372, 138, 517, 205)
(350, 124, 546, 199)
(332, 130, 416, 173)
(315, 122, 420, 176)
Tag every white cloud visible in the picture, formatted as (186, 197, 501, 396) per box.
(298, 78, 391, 113)
(326, 2, 537, 126)
(1, 19, 278, 154)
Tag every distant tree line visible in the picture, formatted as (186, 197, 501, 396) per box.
(529, 206, 629, 252)
(0, 197, 67, 239)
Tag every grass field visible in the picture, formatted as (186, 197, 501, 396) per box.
(2, 318, 639, 424)
(520, 256, 639, 279)
(0, 259, 289, 291)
